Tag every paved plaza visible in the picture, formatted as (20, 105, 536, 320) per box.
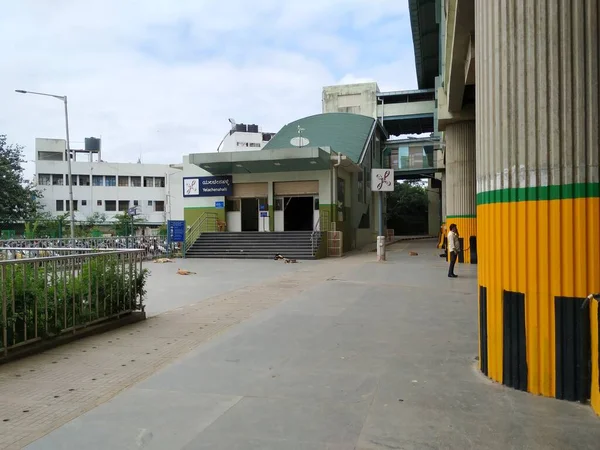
(0, 241, 598, 449)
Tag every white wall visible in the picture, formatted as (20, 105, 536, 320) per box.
(35, 139, 182, 225)
(219, 128, 275, 153)
(322, 83, 380, 119)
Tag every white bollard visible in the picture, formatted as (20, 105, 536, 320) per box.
(377, 236, 386, 262)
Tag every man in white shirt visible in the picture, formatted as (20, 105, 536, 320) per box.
(447, 224, 460, 278)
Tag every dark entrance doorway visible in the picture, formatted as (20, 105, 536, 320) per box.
(241, 198, 259, 231)
(284, 196, 314, 231)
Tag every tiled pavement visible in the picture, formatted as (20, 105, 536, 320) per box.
(0, 257, 357, 449)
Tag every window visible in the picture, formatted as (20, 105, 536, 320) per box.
(154, 200, 165, 212)
(92, 175, 104, 186)
(118, 176, 129, 187)
(79, 175, 90, 186)
(37, 151, 63, 161)
(56, 200, 64, 211)
(143, 177, 154, 187)
(105, 176, 116, 187)
(97, 200, 102, 206)
(338, 106, 360, 114)
(82, 200, 87, 206)
(105, 200, 116, 212)
(38, 174, 51, 185)
(131, 176, 141, 187)
(68, 175, 78, 186)
(148, 200, 153, 206)
(358, 172, 364, 203)
(66, 200, 78, 211)
(133, 200, 139, 206)
(154, 177, 165, 188)
(226, 199, 241, 211)
(52, 174, 64, 185)
(274, 198, 283, 211)
(118, 200, 129, 212)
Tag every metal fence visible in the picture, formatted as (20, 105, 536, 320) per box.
(0, 236, 175, 261)
(0, 249, 146, 358)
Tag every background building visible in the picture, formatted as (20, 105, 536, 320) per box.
(217, 122, 275, 153)
(34, 138, 184, 228)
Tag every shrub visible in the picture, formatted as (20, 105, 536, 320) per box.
(0, 254, 148, 349)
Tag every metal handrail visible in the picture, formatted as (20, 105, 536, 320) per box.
(184, 212, 218, 253)
(311, 215, 321, 256)
(1, 249, 146, 358)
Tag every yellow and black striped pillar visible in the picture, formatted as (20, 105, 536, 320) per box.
(445, 121, 477, 264)
(475, 0, 600, 413)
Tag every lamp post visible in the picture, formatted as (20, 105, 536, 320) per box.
(16, 89, 75, 240)
(216, 118, 237, 153)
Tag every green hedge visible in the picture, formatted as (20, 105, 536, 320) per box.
(1, 255, 148, 349)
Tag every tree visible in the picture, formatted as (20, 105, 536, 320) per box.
(0, 135, 41, 223)
(386, 181, 430, 235)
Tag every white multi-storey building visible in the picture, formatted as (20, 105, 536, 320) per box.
(34, 138, 184, 226)
(218, 123, 275, 153)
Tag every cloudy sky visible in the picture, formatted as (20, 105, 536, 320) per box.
(1, 0, 417, 176)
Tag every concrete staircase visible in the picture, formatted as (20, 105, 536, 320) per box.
(185, 231, 323, 260)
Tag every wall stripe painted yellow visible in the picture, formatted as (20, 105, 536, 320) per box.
(478, 184, 600, 404)
(446, 215, 476, 264)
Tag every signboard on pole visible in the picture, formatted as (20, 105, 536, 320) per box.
(371, 169, 394, 192)
(168, 220, 186, 243)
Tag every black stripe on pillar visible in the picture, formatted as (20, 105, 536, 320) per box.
(469, 236, 477, 264)
(502, 291, 527, 391)
(458, 237, 465, 263)
(479, 286, 488, 376)
(555, 297, 591, 403)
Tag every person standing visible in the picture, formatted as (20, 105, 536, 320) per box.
(447, 224, 460, 278)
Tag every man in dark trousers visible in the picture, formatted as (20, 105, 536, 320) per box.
(447, 223, 460, 278)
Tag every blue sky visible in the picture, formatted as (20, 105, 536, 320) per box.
(0, 0, 418, 174)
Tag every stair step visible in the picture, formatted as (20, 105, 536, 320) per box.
(185, 231, 323, 260)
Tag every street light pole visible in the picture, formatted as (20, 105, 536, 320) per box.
(16, 89, 75, 240)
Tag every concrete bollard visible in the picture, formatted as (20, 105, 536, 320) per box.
(377, 236, 386, 262)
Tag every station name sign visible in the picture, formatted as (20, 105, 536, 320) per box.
(183, 176, 233, 197)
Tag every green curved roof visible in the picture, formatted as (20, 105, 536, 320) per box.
(263, 113, 376, 163)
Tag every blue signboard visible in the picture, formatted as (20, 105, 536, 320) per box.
(183, 176, 233, 197)
(259, 204, 266, 211)
(215, 201, 224, 209)
(260, 211, 268, 218)
(167, 220, 186, 243)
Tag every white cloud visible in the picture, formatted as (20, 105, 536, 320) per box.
(0, 0, 417, 177)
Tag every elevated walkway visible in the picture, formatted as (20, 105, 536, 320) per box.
(378, 88, 435, 136)
(384, 136, 443, 180)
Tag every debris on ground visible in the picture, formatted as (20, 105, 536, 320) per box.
(408, 251, 419, 256)
(177, 268, 197, 275)
(285, 259, 298, 264)
(154, 258, 174, 264)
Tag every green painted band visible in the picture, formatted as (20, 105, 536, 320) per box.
(477, 182, 600, 205)
(446, 215, 477, 219)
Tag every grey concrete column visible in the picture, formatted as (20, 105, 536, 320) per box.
(444, 121, 477, 262)
(475, 0, 599, 400)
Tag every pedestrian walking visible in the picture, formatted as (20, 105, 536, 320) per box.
(447, 223, 460, 278)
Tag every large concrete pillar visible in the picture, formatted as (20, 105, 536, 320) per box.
(445, 121, 477, 263)
(475, 0, 600, 409)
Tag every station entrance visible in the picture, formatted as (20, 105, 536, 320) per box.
(273, 181, 319, 232)
(282, 196, 314, 231)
